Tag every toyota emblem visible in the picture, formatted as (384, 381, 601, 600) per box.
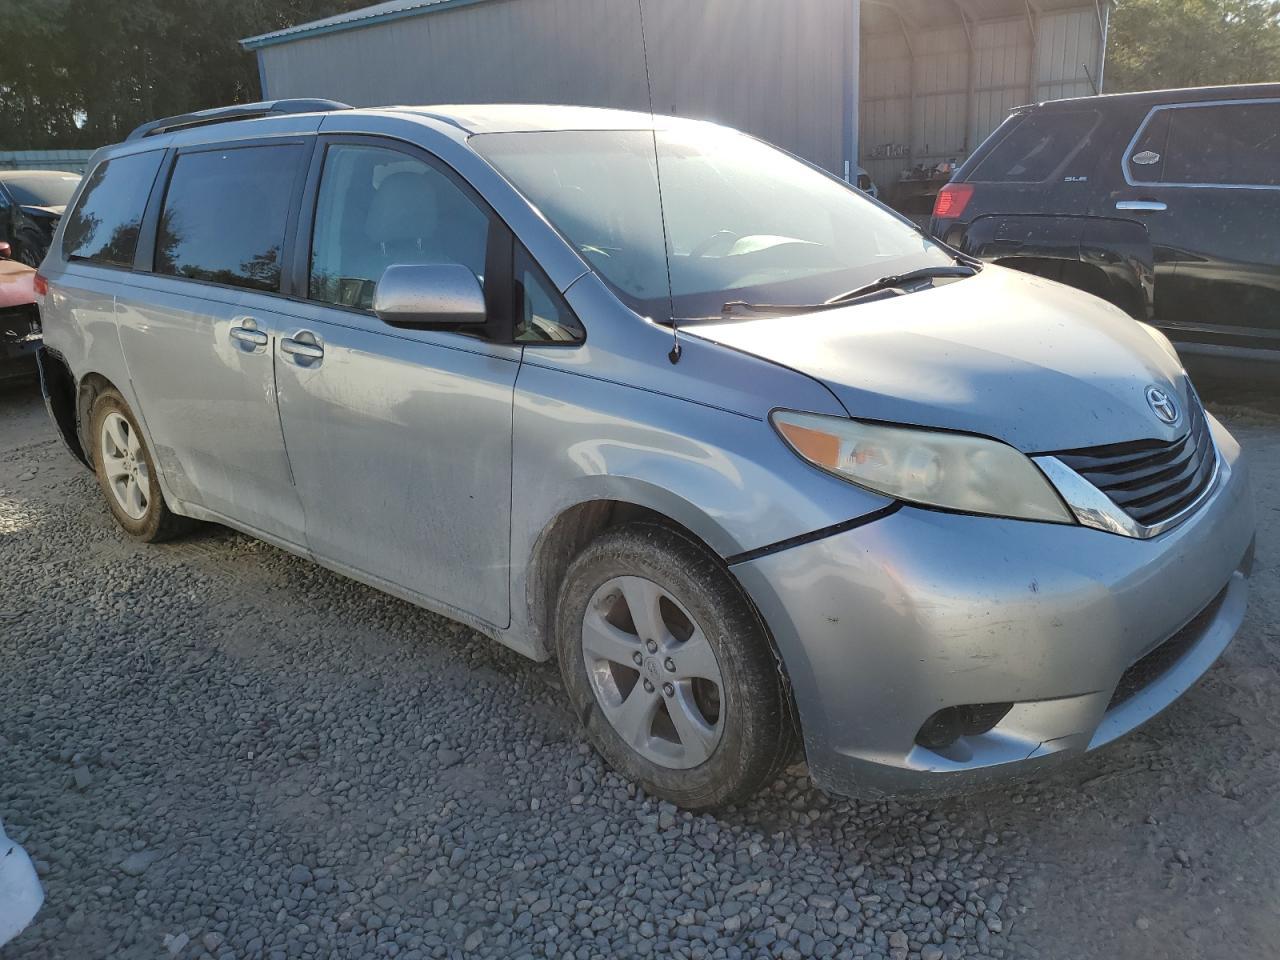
(1145, 385, 1180, 425)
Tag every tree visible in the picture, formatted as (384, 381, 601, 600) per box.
(1108, 0, 1280, 91)
(0, 0, 369, 149)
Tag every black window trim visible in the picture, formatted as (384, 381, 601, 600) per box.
(966, 107, 1103, 185)
(293, 132, 530, 344)
(139, 134, 316, 298)
(1123, 97, 1280, 191)
(514, 242, 586, 348)
(62, 149, 168, 273)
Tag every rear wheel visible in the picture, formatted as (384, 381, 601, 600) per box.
(555, 523, 795, 809)
(89, 388, 192, 542)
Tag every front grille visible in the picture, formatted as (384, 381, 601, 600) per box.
(1054, 399, 1217, 528)
(1107, 586, 1228, 711)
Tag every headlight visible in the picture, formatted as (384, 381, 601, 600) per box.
(772, 410, 1075, 524)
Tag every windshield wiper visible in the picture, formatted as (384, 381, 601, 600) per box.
(824, 264, 979, 306)
(718, 262, 979, 317)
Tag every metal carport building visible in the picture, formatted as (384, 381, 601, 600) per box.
(243, 0, 1109, 198)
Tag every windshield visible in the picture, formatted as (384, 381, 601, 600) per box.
(473, 126, 953, 319)
(4, 172, 82, 208)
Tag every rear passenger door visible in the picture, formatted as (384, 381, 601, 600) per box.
(1109, 99, 1280, 351)
(273, 137, 522, 628)
(114, 139, 311, 546)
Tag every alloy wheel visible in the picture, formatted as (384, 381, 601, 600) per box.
(99, 411, 150, 520)
(581, 575, 725, 769)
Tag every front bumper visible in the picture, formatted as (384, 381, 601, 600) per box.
(734, 413, 1255, 798)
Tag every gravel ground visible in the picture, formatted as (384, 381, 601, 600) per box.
(2, 377, 1278, 960)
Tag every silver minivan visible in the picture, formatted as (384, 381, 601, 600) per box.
(37, 101, 1255, 809)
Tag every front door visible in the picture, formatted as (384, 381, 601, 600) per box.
(274, 139, 519, 628)
(115, 141, 310, 545)
(1109, 98, 1280, 352)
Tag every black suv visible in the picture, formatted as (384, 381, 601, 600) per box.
(931, 84, 1280, 375)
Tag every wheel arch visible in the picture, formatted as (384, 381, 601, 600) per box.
(36, 347, 92, 469)
(72, 370, 122, 469)
(523, 495, 798, 704)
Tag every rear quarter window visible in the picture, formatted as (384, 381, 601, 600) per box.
(61, 151, 165, 267)
(1128, 100, 1280, 187)
(969, 110, 1101, 183)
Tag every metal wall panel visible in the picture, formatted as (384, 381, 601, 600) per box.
(260, 0, 651, 111)
(642, 0, 850, 173)
(255, 0, 1102, 190)
(0, 149, 94, 173)
(259, 0, 854, 174)
(1035, 9, 1101, 102)
(859, 4, 1103, 191)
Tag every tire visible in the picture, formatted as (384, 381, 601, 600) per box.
(555, 522, 796, 809)
(89, 388, 193, 542)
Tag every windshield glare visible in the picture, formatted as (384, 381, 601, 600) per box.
(4, 172, 82, 208)
(473, 126, 952, 320)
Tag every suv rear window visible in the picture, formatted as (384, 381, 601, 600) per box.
(1156, 101, 1280, 187)
(62, 151, 164, 267)
(969, 110, 1100, 183)
(156, 144, 304, 292)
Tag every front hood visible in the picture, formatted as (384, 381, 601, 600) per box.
(20, 204, 63, 219)
(689, 266, 1189, 452)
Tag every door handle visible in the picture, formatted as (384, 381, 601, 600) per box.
(1116, 200, 1168, 212)
(281, 332, 324, 361)
(229, 318, 268, 347)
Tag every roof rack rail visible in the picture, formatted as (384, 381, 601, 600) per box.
(126, 99, 352, 142)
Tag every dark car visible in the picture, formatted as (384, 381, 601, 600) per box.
(0, 169, 83, 267)
(931, 84, 1280, 376)
(0, 243, 40, 381)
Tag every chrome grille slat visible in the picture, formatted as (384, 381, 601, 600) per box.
(1053, 399, 1217, 529)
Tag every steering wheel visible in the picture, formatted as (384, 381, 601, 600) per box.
(689, 229, 741, 259)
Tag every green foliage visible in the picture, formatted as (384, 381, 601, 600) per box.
(1108, 0, 1280, 91)
(0, 0, 369, 148)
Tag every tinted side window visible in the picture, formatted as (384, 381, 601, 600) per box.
(156, 144, 303, 292)
(1161, 102, 1280, 187)
(62, 152, 164, 266)
(1126, 108, 1171, 183)
(310, 143, 490, 311)
(516, 248, 584, 344)
(970, 111, 1100, 183)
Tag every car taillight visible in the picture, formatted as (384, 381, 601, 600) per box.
(33, 272, 49, 297)
(933, 183, 975, 220)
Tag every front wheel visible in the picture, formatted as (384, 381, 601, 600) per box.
(89, 388, 193, 542)
(555, 523, 796, 809)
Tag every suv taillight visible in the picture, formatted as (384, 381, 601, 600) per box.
(933, 183, 975, 220)
(33, 272, 49, 297)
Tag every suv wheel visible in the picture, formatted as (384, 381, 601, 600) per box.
(555, 523, 795, 809)
(90, 389, 192, 542)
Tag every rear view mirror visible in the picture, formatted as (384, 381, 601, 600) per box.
(0, 242, 11, 259)
(374, 263, 487, 329)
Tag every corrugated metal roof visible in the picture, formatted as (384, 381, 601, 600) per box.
(241, 0, 493, 49)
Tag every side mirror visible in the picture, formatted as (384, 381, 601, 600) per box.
(0, 242, 11, 260)
(374, 263, 487, 329)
